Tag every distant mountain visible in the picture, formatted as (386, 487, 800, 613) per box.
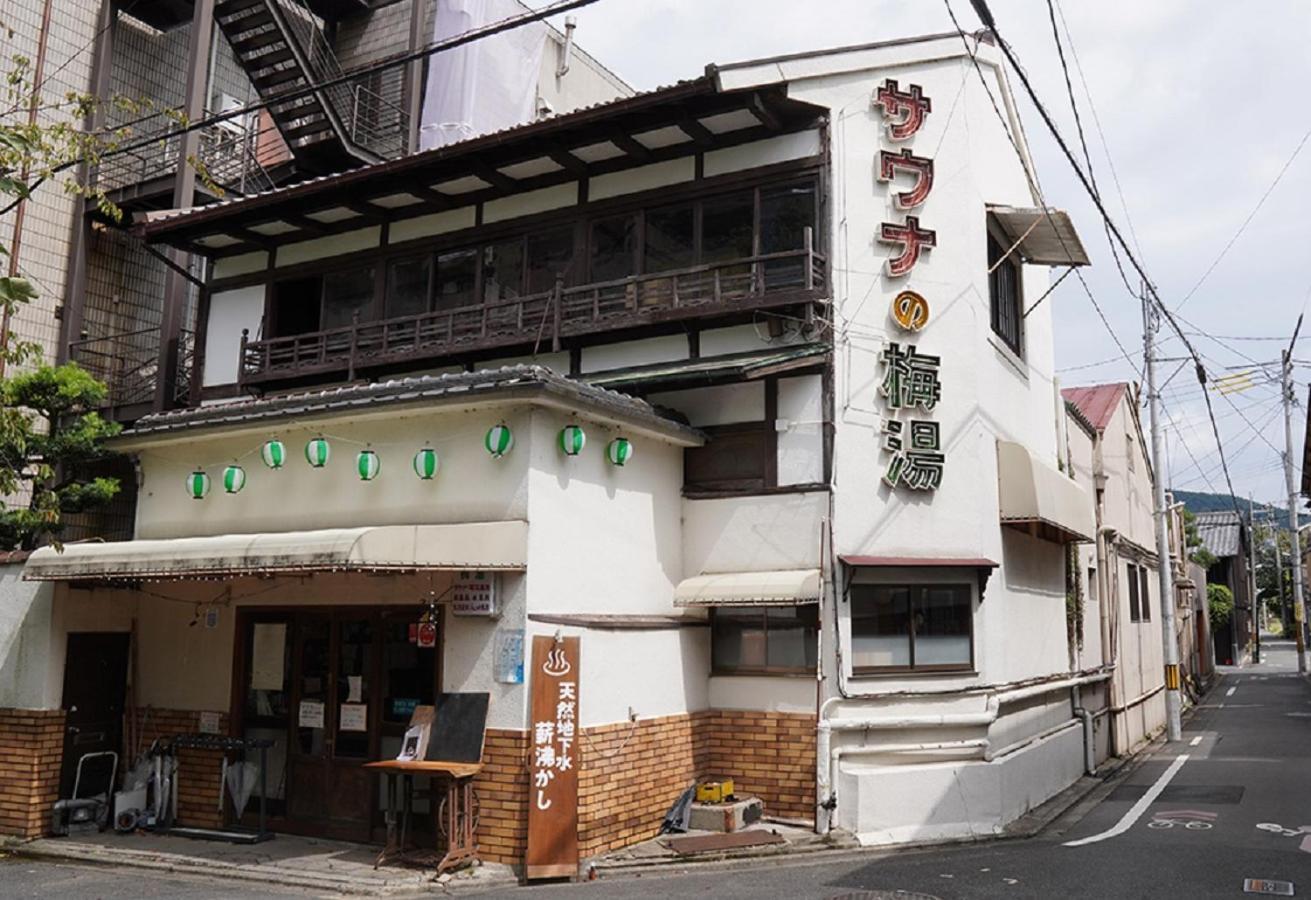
(1171, 490, 1309, 528)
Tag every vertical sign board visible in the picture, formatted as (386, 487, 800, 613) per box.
(525, 635, 580, 880)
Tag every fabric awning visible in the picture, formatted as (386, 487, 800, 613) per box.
(988, 206, 1090, 267)
(997, 441, 1094, 544)
(22, 522, 528, 582)
(674, 569, 821, 607)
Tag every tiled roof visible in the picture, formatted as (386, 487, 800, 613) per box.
(1194, 510, 1243, 558)
(120, 365, 702, 443)
(1061, 383, 1126, 432)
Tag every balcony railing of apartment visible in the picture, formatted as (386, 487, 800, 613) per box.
(96, 111, 277, 202)
(239, 237, 826, 388)
(68, 327, 195, 416)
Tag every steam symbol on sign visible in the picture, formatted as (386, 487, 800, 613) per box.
(891, 290, 931, 332)
(543, 645, 571, 677)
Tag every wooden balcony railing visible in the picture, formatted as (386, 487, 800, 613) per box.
(238, 239, 826, 388)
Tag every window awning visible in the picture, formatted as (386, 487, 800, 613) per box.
(584, 345, 829, 392)
(987, 206, 1090, 267)
(674, 569, 821, 607)
(997, 441, 1094, 544)
(22, 522, 528, 582)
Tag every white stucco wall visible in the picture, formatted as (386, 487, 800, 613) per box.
(0, 562, 60, 710)
(202, 285, 265, 387)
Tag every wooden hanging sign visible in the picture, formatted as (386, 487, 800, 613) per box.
(525, 635, 580, 880)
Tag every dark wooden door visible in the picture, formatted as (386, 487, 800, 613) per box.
(285, 612, 376, 841)
(59, 632, 130, 798)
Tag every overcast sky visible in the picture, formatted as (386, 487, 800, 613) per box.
(547, 0, 1311, 507)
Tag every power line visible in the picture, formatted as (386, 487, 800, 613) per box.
(1174, 123, 1311, 312)
(939, 1, 1141, 378)
(0, 0, 605, 219)
(962, 0, 1243, 516)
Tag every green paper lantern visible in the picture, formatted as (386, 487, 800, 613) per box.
(413, 447, 439, 480)
(222, 464, 246, 494)
(606, 437, 633, 467)
(186, 469, 210, 500)
(485, 423, 514, 458)
(559, 424, 586, 456)
(357, 449, 381, 481)
(305, 437, 331, 468)
(261, 439, 286, 469)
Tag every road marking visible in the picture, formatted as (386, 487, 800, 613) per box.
(1064, 754, 1190, 847)
(1227, 686, 1238, 697)
(1190, 736, 1204, 746)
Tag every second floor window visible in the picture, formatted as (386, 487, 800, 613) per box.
(988, 231, 1023, 356)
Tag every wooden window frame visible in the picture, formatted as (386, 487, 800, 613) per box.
(986, 222, 1024, 358)
(709, 604, 819, 676)
(850, 582, 976, 675)
(251, 169, 822, 338)
(1127, 562, 1142, 622)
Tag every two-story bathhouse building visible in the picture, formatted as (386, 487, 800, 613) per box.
(9, 31, 1100, 867)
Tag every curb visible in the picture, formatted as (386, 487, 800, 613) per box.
(6, 840, 517, 896)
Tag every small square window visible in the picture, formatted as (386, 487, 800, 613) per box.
(711, 605, 818, 674)
(851, 583, 973, 673)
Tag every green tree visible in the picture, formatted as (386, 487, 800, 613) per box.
(1208, 583, 1235, 632)
(1181, 508, 1215, 569)
(0, 364, 121, 550)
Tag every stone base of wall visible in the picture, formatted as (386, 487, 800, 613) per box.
(0, 708, 65, 838)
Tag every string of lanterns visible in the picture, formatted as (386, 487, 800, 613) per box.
(187, 423, 634, 499)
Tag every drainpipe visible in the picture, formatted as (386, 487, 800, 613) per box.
(555, 16, 576, 78)
(1072, 684, 1097, 775)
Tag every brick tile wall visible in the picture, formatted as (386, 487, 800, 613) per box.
(475, 728, 529, 866)
(578, 713, 706, 858)
(698, 710, 817, 822)
(469, 711, 817, 868)
(0, 709, 65, 839)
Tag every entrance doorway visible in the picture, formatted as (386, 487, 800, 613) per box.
(59, 632, 130, 799)
(233, 608, 440, 842)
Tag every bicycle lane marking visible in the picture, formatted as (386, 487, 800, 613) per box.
(1063, 754, 1190, 848)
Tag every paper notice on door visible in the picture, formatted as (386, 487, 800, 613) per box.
(251, 623, 287, 691)
(339, 703, 367, 732)
(298, 699, 325, 729)
(347, 675, 363, 703)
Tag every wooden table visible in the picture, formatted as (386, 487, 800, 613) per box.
(363, 759, 482, 875)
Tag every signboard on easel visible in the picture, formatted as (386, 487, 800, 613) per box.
(525, 635, 580, 880)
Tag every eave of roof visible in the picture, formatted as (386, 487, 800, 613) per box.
(1061, 383, 1126, 432)
(114, 366, 704, 448)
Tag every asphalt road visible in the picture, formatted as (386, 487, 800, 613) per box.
(4, 640, 1308, 899)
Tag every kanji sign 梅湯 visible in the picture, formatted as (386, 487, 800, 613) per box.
(525, 635, 580, 880)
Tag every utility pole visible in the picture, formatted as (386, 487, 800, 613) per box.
(1274, 530, 1286, 634)
(1143, 286, 1183, 740)
(1281, 314, 1307, 673)
(1249, 494, 1260, 662)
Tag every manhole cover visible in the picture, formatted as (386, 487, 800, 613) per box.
(1108, 784, 1245, 804)
(828, 893, 942, 900)
(1244, 878, 1295, 896)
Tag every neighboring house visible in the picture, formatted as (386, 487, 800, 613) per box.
(4, 32, 1101, 865)
(1063, 383, 1167, 756)
(1194, 510, 1253, 665)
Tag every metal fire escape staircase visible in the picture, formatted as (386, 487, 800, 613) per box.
(214, 0, 391, 174)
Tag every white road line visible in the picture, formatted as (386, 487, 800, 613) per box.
(1063, 754, 1190, 848)
(1226, 686, 1237, 697)
(1189, 736, 1203, 747)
